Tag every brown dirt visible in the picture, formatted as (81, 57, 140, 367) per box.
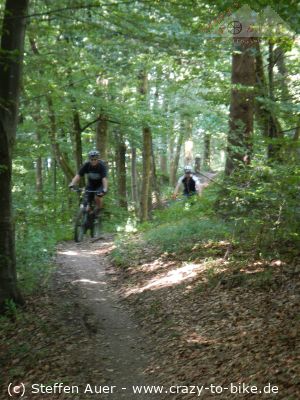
(2, 235, 299, 400)
(1, 236, 164, 400)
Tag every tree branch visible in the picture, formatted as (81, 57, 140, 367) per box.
(22, 1, 151, 19)
(278, 126, 300, 135)
(81, 116, 120, 132)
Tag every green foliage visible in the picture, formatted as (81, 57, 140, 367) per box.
(13, 163, 74, 293)
(7, 1, 300, 298)
(113, 159, 299, 272)
(111, 236, 144, 268)
(144, 217, 231, 253)
(100, 193, 131, 233)
(150, 186, 219, 226)
(218, 162, 300, 255)
(16, 226, 57, 294)
(112, 187, 233, 267)
(3, 299, 19, 319)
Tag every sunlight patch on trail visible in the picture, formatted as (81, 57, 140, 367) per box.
(58, 250, 79, 256)
(57, 247, 112, 257)
(71, 278, 107, 285)
(126, 262, 208, 293)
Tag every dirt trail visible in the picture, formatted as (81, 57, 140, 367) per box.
(55, 237, 162, 400)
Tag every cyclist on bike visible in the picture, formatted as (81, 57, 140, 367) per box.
(69, 150, 108, 213)
(172, 165, 201, 199)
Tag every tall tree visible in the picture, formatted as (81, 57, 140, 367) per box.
(0, 0, 29, 313)
(225, 37, 255, 175)
(115, 129, 127, 208)
(130, 145, 139, 208)
(139, 69, 152, 221)
(267, 40, 284, 161)
(203, 132, 211, 170)
(69, 79, 83, 173)
(46, 96, 74, 182)
(170, 116, 186, 185)
(254, 40, 283, 161)
(96, 115, 109, 162)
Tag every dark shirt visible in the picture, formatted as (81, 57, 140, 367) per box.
(78, 161, 107, 189)
(177, 175, 199, 195)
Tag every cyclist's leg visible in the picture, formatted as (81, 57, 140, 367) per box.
(94, 186, 104, 213)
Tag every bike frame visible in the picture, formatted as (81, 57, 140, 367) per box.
(72, 188, 102, 242)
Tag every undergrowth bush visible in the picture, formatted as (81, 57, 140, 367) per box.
(16, 224, 59, 294)
(218, 162, 300, 255)
(14, 189, 73, 295)
(144, 217, 231, 252)
(112, 163, 299, 267)
(112, 185, 233, 266)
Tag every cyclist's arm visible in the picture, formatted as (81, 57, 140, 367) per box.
(195, 177, 201, 195)
(69, 174, 81, 187)
(195, 177, 208, 195)
(102, 177, 108, 193)
(173, 177, 183, 198)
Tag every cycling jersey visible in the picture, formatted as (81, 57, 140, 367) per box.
(78, 160, 107, 189)
(177, 174, 200, 195)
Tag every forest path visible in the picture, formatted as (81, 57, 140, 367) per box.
(55, 237, 161, 400)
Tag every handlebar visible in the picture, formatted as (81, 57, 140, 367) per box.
(70, 187, 100, 193)
(69, 186, 106, 196)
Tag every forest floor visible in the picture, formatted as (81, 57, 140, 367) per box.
(1, 235, 300, 400)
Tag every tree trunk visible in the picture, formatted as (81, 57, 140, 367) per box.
(115, 131, 127, 209)
(160, 150, 168, 182)
(194, 155, 201, 176)
(131, 146, 139, 209)
(254, 40, 269, 138)
(0, 0, 29, 312)
(36, 130, 43, 204)
(46, 96, 74, 182)
(254, 40, 282, 159)
(30, 37, 76, 178)
(184, 118, 193, 165)
(170, 127, 185, 186)
(159, 127, 168, 184)
(72, 107, 83, 173)
(274, 45, 289, 100)
(32, 104, 43, 202)
(169, 131, 175, 185)
(225, 37, 255, 175)
(140, 126, 152, 221)
(267, 41, 281, 160)
(96, 114, 108, 162)
(29, 37, 75, 189)
(151, 137, 161, 208)
(36, 155, 43, 193)
(203, 132, 211, 170)
(138, 68, 152, 221)
(67, 71, 83, 174)
(53, 158, 57, 195)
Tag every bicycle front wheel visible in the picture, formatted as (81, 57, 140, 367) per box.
(74, 209, 87, 242)
(90, 214, 102, 239)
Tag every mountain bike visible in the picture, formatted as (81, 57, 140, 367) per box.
(71, 188, 102, 242)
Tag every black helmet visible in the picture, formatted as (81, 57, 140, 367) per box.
(88, 150, 99, 158)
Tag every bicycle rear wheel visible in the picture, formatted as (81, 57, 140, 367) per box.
(74, 209, 87, 242)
